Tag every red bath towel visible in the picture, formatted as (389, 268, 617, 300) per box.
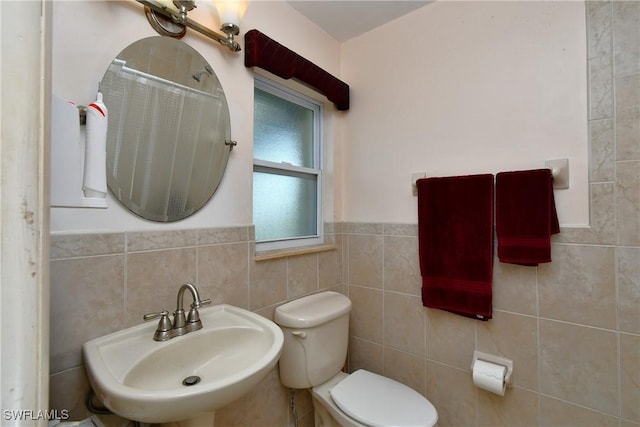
(417, 174, 494, 320)
(496, 169, 560, 266)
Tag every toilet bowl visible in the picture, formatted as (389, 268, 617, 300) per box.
(312, 370, 438, 427)
(274, 291, 438, 427)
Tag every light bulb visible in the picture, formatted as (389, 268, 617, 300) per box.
(213, 0, 247, 26)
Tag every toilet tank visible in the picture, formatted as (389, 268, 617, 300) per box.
(274, 291, 352, 389)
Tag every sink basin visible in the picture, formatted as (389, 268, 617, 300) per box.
(83, 304, 284, 424)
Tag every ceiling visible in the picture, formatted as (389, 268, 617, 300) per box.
(287, 1, 432, 42)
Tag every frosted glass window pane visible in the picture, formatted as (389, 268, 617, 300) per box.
(254, 171, 317, 242)
(254, 88, 314, 168)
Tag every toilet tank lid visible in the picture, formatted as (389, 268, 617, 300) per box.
(275, 291, 352, 328)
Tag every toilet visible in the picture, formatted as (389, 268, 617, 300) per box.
(274, 291, 438, 427)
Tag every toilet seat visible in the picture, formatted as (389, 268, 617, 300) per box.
(330, 370, 438, 427)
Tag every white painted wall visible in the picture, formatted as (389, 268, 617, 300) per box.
(341, 1, 588, 226)
(50, 0, 342, 233)
(51, 0, 589, 232)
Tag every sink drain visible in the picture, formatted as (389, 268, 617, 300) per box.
(182, 375, 201, 386)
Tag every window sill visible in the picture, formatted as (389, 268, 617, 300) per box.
(254, 243, 336, 261)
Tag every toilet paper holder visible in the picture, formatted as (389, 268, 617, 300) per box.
(471, 350, 513, 384)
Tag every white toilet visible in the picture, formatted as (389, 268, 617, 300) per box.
(274, 291, 438, 427)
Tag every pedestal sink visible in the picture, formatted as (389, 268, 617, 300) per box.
(83, 304, 284, 426)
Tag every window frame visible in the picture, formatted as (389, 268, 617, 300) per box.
(253, 75, 324, 253)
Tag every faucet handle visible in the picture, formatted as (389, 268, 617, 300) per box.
(143, 309, 169, 320)
(186, 298, 210, 330)
(143, 310, 172, 332)
(187, 306, 201, 323)
(192, 298, 212, 309)
(143, 310, 173, 341)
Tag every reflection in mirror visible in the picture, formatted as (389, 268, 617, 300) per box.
(101, 36, 232, 222)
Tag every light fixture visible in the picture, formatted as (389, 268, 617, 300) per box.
(136, 0, 243, 52)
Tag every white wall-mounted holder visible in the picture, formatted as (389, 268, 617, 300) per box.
(545, 158, 569, 190)
(411, 172, 427, 196)
(471, 350, 513, 384)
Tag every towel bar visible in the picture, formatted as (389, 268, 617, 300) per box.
(545, 158, 569, 189)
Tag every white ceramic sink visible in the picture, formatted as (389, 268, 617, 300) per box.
(83, 304, 284, 424)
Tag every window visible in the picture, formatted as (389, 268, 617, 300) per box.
(253, 76, 323, 252)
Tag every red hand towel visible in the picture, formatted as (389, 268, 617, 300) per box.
(496, 169, 560, 266)
(417, 174, 494, 320)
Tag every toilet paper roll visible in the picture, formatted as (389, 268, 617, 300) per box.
(472, 359, 506, 396)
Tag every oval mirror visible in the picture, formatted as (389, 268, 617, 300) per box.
(100, 36, 233, 222)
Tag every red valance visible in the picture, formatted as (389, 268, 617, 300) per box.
(244, 29, 350, 111)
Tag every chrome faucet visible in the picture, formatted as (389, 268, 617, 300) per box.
(143, 283, 211, 341)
